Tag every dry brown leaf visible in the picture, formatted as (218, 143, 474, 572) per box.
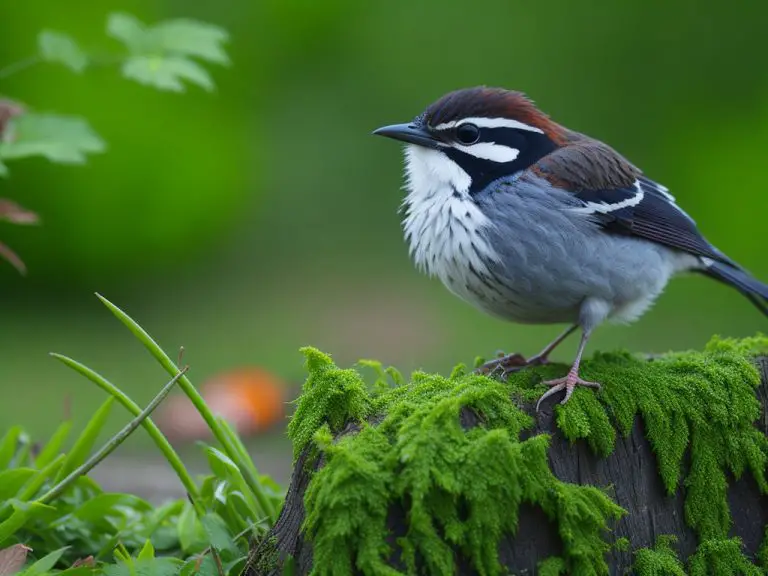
(0, 199, 39, 225)
(0, 544, 32, 576)
(71, 556, 95, 568)
(0, 99, 25, 142)
(0, 240, 27, 275)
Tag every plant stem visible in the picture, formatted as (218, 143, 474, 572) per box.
(96, 293, 277, 526)
(0, 56, 41, 80)
(36, 367, 187, 505)
(50, 353, 205, 515)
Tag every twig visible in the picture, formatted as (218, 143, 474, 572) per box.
(36, 366, 189, 504)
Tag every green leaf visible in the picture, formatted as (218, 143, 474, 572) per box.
(0, 159, 7, 177)
(121, 56, 213, 92)
(54, 398, 114, 484)
(151, 19, 229, 65)
(34, 421, 72, 469)
(38, 31, 88, 73)
(18, 547, 68, 576)
(176, 501, 205, 554)
(0, 427, 22, 469)
(137, 540, 155, 561)
(201, 513, 235, 553)
(71, 493, 150, 524)
(0, 469, 37, 502)
(0, 500, 57, 546)
(0, 114, 105, 165)
(106, 13, 149, 54)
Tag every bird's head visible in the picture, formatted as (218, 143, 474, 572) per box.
(374, 87, 565, 196)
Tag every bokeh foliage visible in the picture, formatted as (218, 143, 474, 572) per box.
(1, 1, 767, 447)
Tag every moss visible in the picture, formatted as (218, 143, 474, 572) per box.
(289, 336, 768, 575)
(537, 556, 567, 576)
(614, 537, 630, 552)
(688, 538, 763, 575)
(502, 334, 768, 542)
(287, 348, 372, 460)
(300, 366, 622, 575)
(250, 535, 279, 575)
(758, 527, 768, 569)
(633, 535, 686, 576)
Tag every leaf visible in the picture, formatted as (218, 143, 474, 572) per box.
(71, 493, 150, 524)
(18, 547, 68, 576)
(136, 540, 154, 561)
(0, 200, 39, 225)
(176, 501, 205, 553)
(121, 56, 213, 92)
(0, 100, 25, 144)
(0, 544, 31, 576)
(0, 428, 22, 469)
(0, 113, 105, 165)
(151, 19, 229, 65)
(0, 501, 56, 546)
(201, 513, 235, 553)
(0, 469, 37, 501)
(38, 31, 88, 73)
(106, 13, 149, 54)
(54, 398, 115, 484)
(34, 421, 72, 469)
(0, 242, 27, 275)
(0, 160, 6, 177)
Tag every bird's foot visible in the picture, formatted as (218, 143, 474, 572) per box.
(475, 351, 550, 380)
(535, 370, 600, 411)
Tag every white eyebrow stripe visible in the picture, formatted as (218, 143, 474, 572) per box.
(433, 117, 544, 134)
(569, 180, 645, 215)
(453, 142, 520, 163)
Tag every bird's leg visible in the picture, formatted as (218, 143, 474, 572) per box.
(475, 324, 578, 379)
(535, 328, 600, 411)
(526, 324, 579, 366)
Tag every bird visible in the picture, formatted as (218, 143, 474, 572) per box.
(372, 86, 768, 410)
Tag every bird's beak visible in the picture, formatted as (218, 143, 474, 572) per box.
(372, 123, 441, 149)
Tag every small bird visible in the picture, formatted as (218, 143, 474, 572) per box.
(373, 86, 768, 410)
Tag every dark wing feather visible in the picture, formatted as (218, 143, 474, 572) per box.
(532, 139, 736, 266)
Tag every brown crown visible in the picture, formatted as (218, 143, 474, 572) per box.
(423, 86, 566, 144)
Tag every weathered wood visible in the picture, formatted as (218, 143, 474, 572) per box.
(247, 357, 768, 575)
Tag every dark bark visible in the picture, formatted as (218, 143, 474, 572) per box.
(247, 357, 768, 575)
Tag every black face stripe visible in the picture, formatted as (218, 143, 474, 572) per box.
(438, 126, 557, 195)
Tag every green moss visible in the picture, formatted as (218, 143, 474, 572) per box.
(688, 538, 763, 576)
(538, 556, 567, 576)
(758, 527, 768, 569)
(633, 535, 686, 576)
(503, 334, 768, 542)
(287, 347, 372, 460)
(251, 535, 279, 575)
(289, 336, 768, 575)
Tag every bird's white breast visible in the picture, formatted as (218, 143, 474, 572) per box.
(401, 145, 501, 305)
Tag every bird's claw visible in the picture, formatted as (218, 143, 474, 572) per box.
(535, 372, 600, 411)
(475, 352, 532, 380)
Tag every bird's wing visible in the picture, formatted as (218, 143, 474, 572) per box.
(531, 138, 736, 266)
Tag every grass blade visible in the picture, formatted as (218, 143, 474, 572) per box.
(34, 421, 72, 469)
(53, 398, 114, 484)
(38, 367, 188, 504)
(96, 293, 275, 526)
(0, 427, 22, 469)
(50, 353, 203, 513)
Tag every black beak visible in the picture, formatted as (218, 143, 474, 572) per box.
(372, 123, 441, 149)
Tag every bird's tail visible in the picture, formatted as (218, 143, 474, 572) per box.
(701, 259, 768, 317)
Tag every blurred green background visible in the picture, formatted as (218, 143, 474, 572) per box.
(1, 1, 767, 470)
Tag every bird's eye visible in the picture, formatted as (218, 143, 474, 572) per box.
(456, 123, 480, 145)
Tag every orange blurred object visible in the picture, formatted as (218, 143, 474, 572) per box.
(157, 367, 286, 442)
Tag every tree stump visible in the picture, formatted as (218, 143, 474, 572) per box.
(246, 345, 768, 575)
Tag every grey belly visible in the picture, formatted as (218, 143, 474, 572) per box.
(445, 207, 690, 326)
